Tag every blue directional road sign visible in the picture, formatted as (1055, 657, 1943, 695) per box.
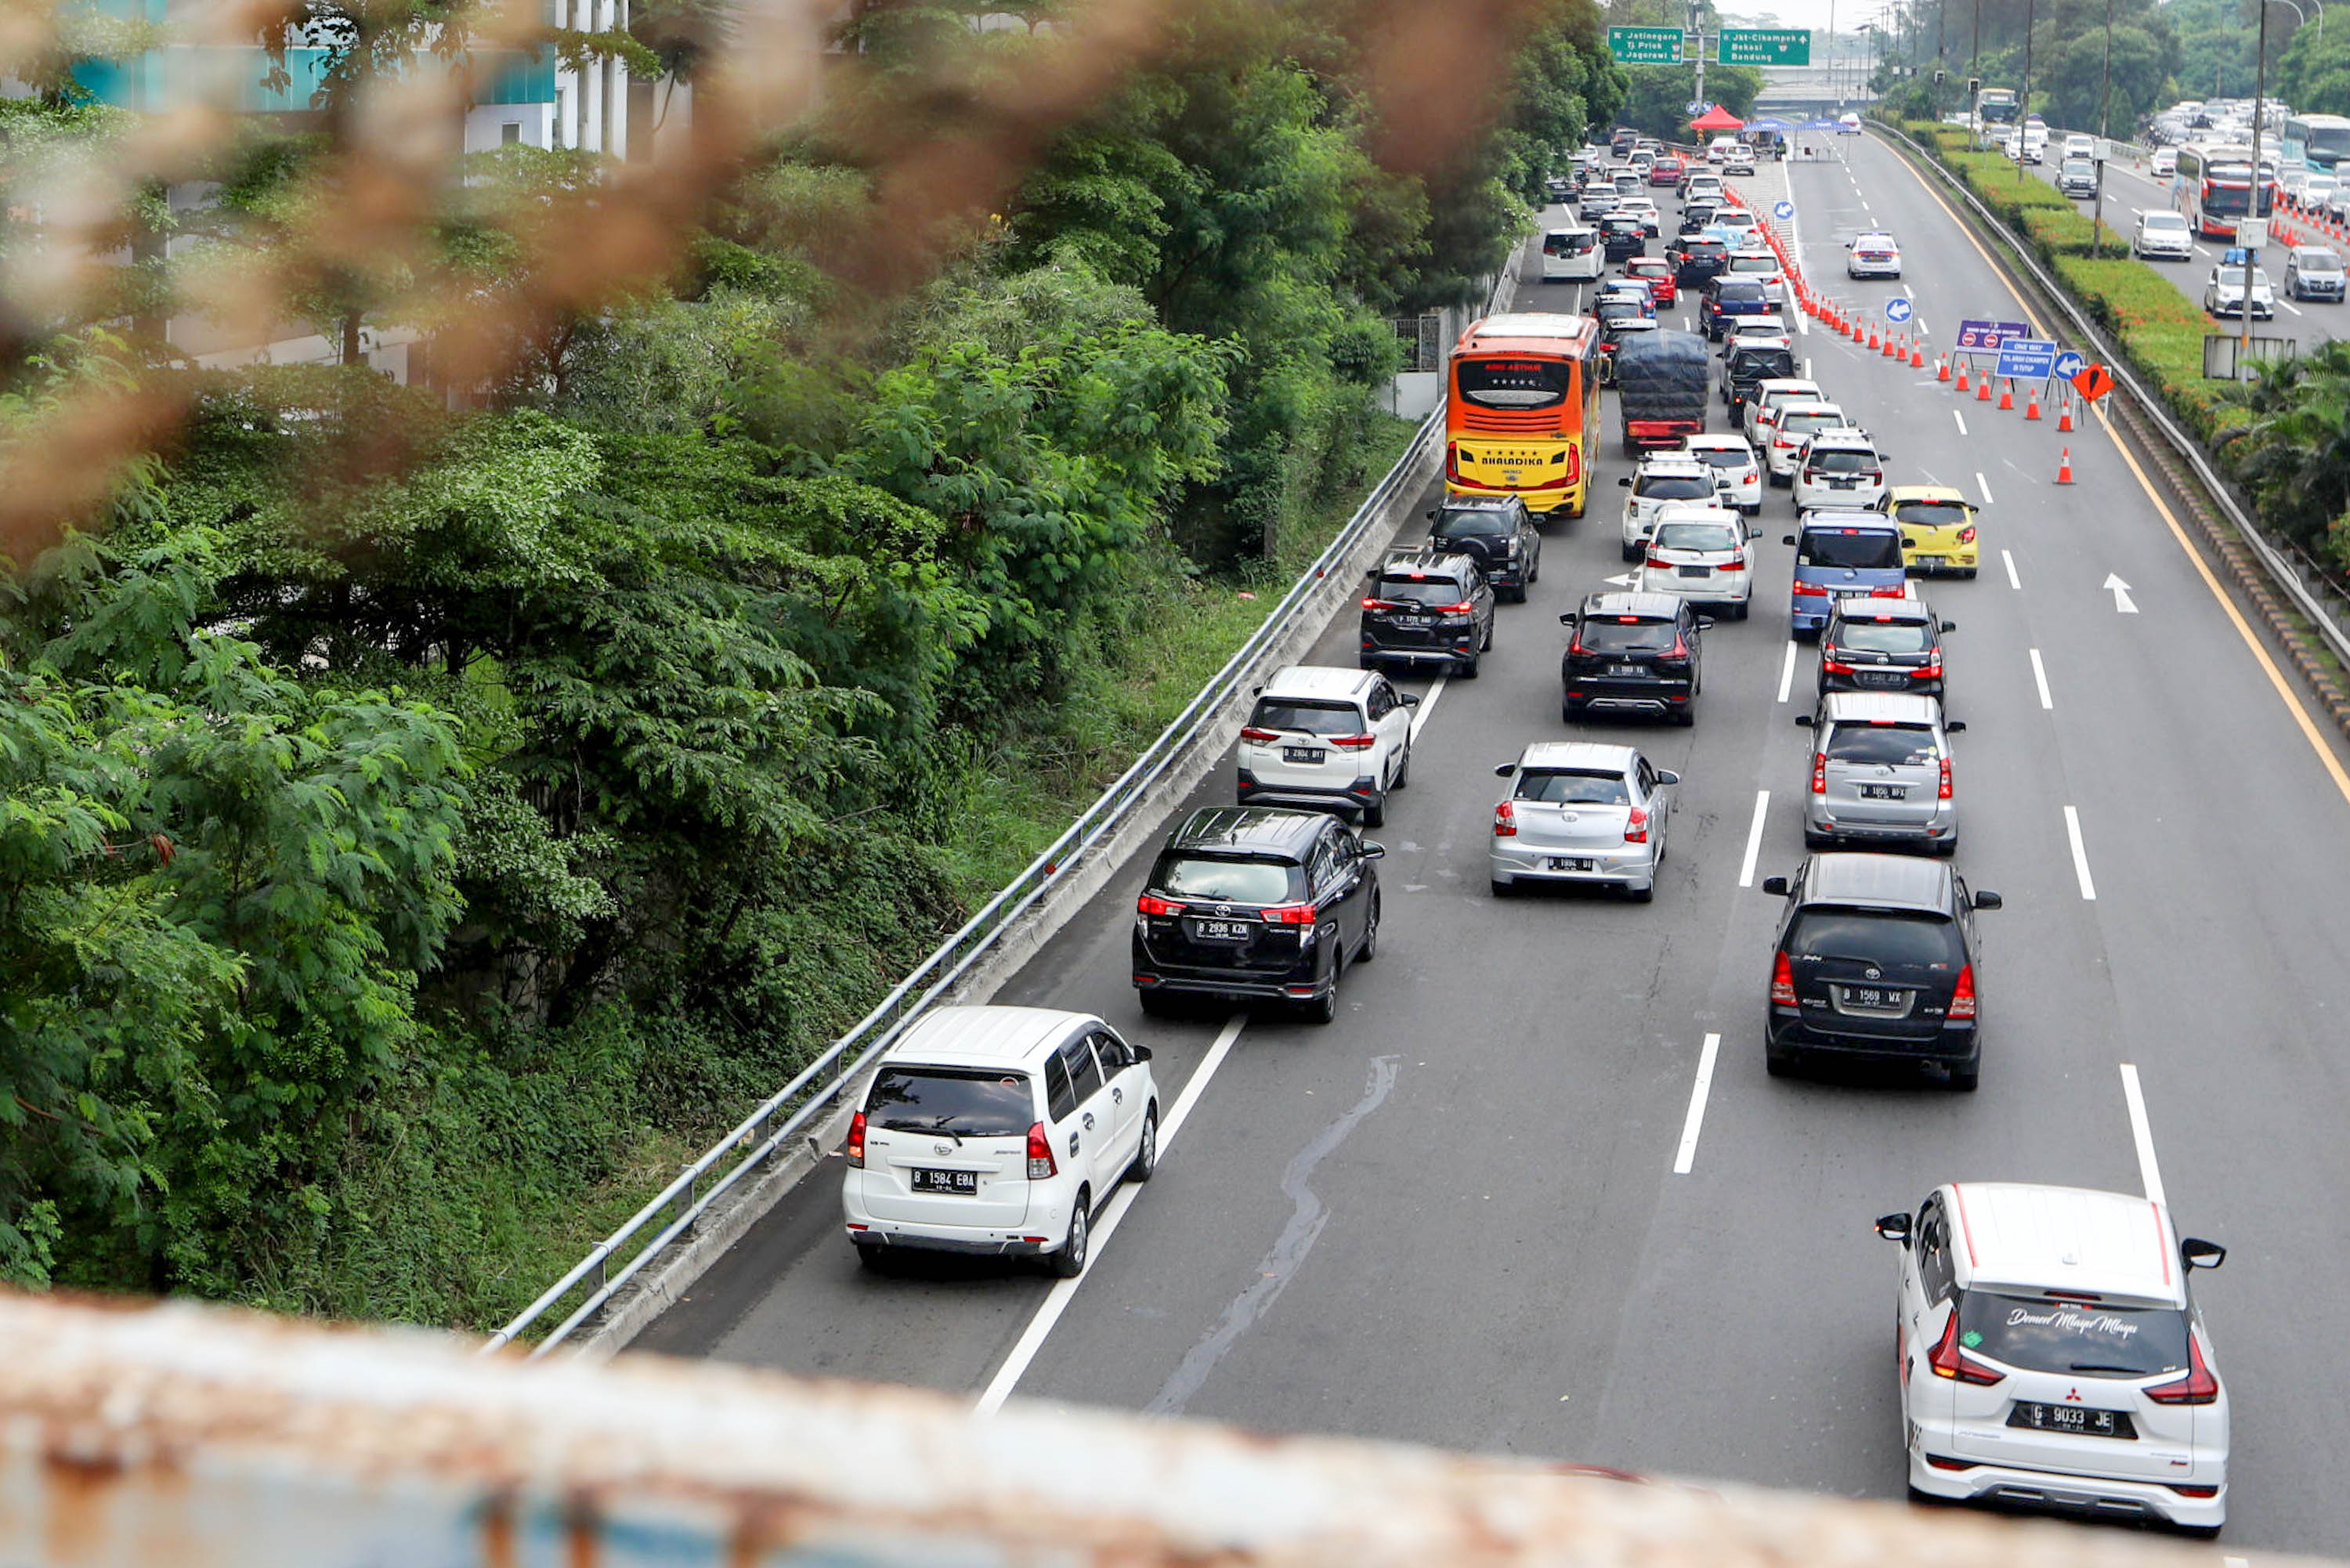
(1687, 100, 1711, 115)
(1995, 337, 2059, 380)
(1885, 297, 1914, 325)
(2052, 349, 2087, 381)
(1955, 317, 2031, 351)
(1773, 200, 1795, 220)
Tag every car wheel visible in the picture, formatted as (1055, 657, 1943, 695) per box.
(1391, 743, 1410, 789)
(1803, 829, 1831, 849)
(1358, 891, 1379, 962)
(1137, 988, 1176, 1018)
(1622, 539, 1643, 562)
(1491, 876, 1516, 898)
(1732, 600, 1750, 620)
(1481, 620, 1495, 652)
(2177, 1525, 2223, 1542)
(1947, 1057, 1980, 1093)
(1675, 703, 1696, 728)
(1306, 955, 1341, 1024)
(1363, 790, 1386, 828)
(1934, 837, 1958, 858)
(1765, 1045, 1797, 1078)
(855, 1242, 887, 1273)
(1958, 568, 1977, 580)
(1051, 1191, 1091, 1277)
(1561, 699, 1581, 723)
(1629, 879, 1654, 903)
(1127, 1105, 1159, 1182)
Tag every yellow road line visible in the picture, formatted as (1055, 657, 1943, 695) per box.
(1879, 135, 2350, 810)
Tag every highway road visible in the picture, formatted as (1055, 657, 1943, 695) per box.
(636, 132, 2350, 1561)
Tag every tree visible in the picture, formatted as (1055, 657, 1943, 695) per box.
(2275, 5, 2350, 116)
(2218, 339, 2350, 573)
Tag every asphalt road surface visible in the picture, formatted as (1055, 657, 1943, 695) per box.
(637, 133, 2350, 1562)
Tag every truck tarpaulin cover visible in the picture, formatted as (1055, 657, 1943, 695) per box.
(1614, 329, 1712, 422)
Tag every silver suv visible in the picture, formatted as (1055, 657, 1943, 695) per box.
(1796, 692, 1963, 854)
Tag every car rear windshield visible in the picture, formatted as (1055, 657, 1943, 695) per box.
(1654, 521, 1742, 551)
(1250, 698, 1362, 735)
(1374, 576, 1470, 605)
(1798, 526, 1904, 569)
(1578, 616, 1678, 652)
(1681, 239, 1726, 259)
(1637, 474, 1716, 500)
(1730, 351, 1796, 380)
(1825, 721, 1940, 764)
(1806, 449, 1877, 475)
(1956, 1294, 2193, 1378)
(1434, 508, 1517, 537)
(1515, 768, 1631, 804)
(1781, 413, 1842, 437)
(1831, 619, 1932, 653)
(1894, 500, 1971, 529)
(1151, 855, 1301, 904)
(1785, 908, 1962, 967)
(1687, 446, 1753, 469)
(865, 1067, 1034, 1137)
(1730, 255, 1777, 273)
(1716, 282, 1768, 303)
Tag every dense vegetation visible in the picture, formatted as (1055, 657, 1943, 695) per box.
(0, 1, 1623, 1319)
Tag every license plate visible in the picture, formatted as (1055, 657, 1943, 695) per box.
(1829, 479, 1855, 488)
(2008, 1402, 2136, 1440)
(1678, 564, 1711, 578)
(1859, 783, 1907, 800)
(1282, 746, 1325, 764)
(1611, 663, 1645, 677)
(1914, 555, 1946, 566)
(1503, 471, 1522, 483)
(1845, 986, 1899, 1009)
(1396, 614, 1430, 627)
(1547, 857, 1596, 872)
(1859, 672, 1905, 687)
(910, 1168, 978, 1195)
(1188, 919, 1250, 941)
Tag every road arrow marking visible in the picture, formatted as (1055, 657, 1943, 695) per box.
(1603, 571, 1637, 587)
(2102, 572, 2138, 613)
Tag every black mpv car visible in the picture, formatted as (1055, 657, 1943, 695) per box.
(1361, 548, 1496, 677)
(1759, 852, 2002, 1090)
(1426, 497, 1541, 602)
(1132, 807, 1383, 1024)
(1560, 591, 1708, 724)
(1818, 598, 1956, 698)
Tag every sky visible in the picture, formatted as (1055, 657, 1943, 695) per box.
(1719, 4, 1901, 35)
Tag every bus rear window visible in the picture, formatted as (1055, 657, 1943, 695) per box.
(1457, 358, 1575, 410)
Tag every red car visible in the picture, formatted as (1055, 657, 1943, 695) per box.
(1649, 156, 1685, 186)
(1624, 255, 1678, 306)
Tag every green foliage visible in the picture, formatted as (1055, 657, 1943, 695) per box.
(2275, 5, 2350, 117)
(2215, 340, 2350, 569)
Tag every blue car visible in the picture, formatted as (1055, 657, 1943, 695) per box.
(1784, 512, 1909, 638)
(1700, 278, 1773, 340)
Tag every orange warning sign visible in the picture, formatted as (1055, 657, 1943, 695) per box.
(2072, 363, 2115, 402)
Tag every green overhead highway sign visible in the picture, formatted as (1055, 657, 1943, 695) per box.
(1717, 27, 1810, 64)
(1607, 25, 1684, 63)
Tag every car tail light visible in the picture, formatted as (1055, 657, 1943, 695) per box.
(1263, 902, 1317, 925)
(1918, 655, 1942, 681)
(1861, 471, 1882, 484)
(1928, 1310, 2006, 1385)
(1794, 580, 1829, 597)
(1957, 525, 1978, 544)
(1625, 807, 1649, 844)
(1729, 551, 1748, 569)
(2146, 1334, 2221, 1404)
(1239, 726, 1280, 742)
(1646, 554, 1672, 569)
(1492, 800, 1517, 837)
(1137, 893, 1185, 916)
(1939, 757, 1954, 800)
(1810, 752, 1827, 794)
(1567, 636, 1588, 656)
(1821, 657, 1853, 674)
(846, 1110, 867, 1168)
(1329, 733, 1376, 750)
(1438, 602, 1476, 615)
(1948, 964, 1977, 1021)
(1770, 950, 1797, 1005)
(1025, 1122, 1057, 1180)
(1869, 584, 1907, 598)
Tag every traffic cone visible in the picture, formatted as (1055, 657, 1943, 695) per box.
(2057, 399, 2075, 432)
(2057, 447, 2074, 484)
(1998, 378, 2015, 410)
(1867, 323, 1881, 350)
(2025, 388, 2043, 420)
(1954, 363, 1970, 391)
(1936, 356, 1950, 382)
(1911, 341, 1926, 369)
(1976, 373, 1992, 402)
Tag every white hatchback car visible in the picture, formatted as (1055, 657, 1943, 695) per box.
(1488, 741, 1677, 899)
(1792, 430, 1889, 511)
(1878, 1182, 2229, 1534)
(1237, 664, 1417, 827)
(1681, 432, 1763, 514)
(1746, 377, 1826, 443)
(844, 1006, 1159, 1277)
(1618, 456, 1725, 560)
(1766, 402, 1852, 483)
(1637, 504, 1753, 615)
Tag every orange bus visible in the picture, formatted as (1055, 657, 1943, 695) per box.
(1445, 313, 1602, 518)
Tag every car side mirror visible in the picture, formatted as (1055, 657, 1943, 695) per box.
(1696, 616, 1716, 631)
(1944, 720, 1966, 734)
(2182, 1237, 2227, 1270)
(1401, 692, 1422, 707)
(1782, 533, 1798, 546)
(1761, 875, 1790, 896)
(1794, 714, 1816, 728)
(1941, 620, 1957, 633)
(1875, 1212, 1913, 1245)
(1972, 890, 2003, 910)
(1132, 1044, 1154, 1063)
(1424, 508, 1437, 520)
(1559, 612, 1576, 626)
(1618, 476, 1633, 486)
(1902, 537, 1920, 549)
(1654, 769, 1681, 786)
(1494, 761, 1516, 776)
(1360, 841, 1387, 862)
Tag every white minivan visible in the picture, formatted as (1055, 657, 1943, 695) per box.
(843, 1006, 1159, 1276)
(1542, 226, 1604, 280)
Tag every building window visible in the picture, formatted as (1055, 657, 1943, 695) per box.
(501, 121, 522, 145)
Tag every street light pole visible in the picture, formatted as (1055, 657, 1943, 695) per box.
(2246, 0, 2273, 379)
(2016, 0, 2036, 183)
(2092, 0, 2113, 258)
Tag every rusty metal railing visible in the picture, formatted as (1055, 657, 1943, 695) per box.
(8, 1291, 2318, 1568)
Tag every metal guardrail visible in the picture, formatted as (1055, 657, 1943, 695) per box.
(484, 399, 1448, 1356)
(1876, 123, 2350, 672)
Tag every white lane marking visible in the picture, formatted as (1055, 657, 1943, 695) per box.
(1408, 674, 1449, 741)
(2029, 648, 2054, 710)
(1738, 789, 1770, 888)
(2119, 1063, 2167, 1209)
(1672, 1033, 1723, 1175)
(2064, 804, 2099, 901)
(1802, 355, 1813, 378)
(2280, 298, 2305, 317)
(974, 1012, 1247, 1416)
(2226, 1556, 2252, 1568)
(2002, 549, 2022, 591)
(1953, 408, 1969, 435)
(1900, 283, 1914, 298)
(1976, 471, 1995, 506)
(1776, 638, 1797, 703)
(2103, 572, 2139, 613)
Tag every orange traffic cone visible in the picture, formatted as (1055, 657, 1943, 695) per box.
(1998, 378, 2015, 410)
(2057, 399, 2075, 432)
(1954, 363, 1969, 391)
(2025, 388, 2043, 420)
(1867, 323, 1881, 350)
(1937, 356, 1951, 382)
(2057, 447, 2074, 484)
(1976, 373, 1992, 402)
(1911, 341, 1926, 369)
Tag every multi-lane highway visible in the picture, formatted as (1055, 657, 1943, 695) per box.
(636, 132, 2350, 1561)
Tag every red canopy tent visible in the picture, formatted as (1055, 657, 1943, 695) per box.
(1690, 106, 1745, 132)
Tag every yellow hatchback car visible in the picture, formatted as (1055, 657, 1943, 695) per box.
(1886, 485, 1980, 577)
